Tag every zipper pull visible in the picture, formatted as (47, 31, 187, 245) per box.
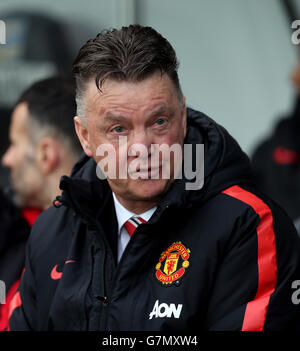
(96, 295, 109, 306)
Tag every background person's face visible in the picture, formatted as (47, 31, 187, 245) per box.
(78, 72, 187, 204)
(290, 59, 300, 96)
(2, 103, 44, 207)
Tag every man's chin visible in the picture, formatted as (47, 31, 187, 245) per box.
(13, 193, 27, 208)
(12, 188, 36, 209)
(109, 178, 172, 203)
(126, 178, 172, 201)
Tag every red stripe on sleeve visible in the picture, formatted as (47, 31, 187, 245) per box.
(0, 278, 21, 331)
(222, 185, 277, 331)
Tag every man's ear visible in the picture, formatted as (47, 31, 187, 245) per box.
(74, 116, 93, 157)
(36, 137, 60, 175)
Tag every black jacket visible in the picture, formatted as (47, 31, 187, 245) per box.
(0, 189, 30, 331)
(0, 189, 30, 295)
(0, 189, 42, 331)
(10, 109, 300, 331)
(251, 97, 300, 222)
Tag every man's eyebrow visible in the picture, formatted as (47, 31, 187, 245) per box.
(103, 113, 130, 123)
(102, 105, 171, 124)
(149, 105, 169, 116)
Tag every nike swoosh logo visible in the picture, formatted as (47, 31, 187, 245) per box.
(50, 260, 76, 280)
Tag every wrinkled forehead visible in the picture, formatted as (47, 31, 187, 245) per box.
(83, 73, 181, 119)
(10, 102, 30, 137)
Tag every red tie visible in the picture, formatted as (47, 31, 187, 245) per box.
(124, 217, 146, 237)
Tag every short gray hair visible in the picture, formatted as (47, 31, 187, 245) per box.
(72, 25, 183, 120)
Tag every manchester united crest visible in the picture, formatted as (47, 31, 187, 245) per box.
(155, 242, 191, 286)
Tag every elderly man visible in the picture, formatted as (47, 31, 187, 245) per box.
(9, 25, 300, 331)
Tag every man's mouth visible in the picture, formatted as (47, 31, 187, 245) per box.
(129, 165, 161, 178)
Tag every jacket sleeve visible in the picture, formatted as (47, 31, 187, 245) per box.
(205, 185, 300, 331)
(9, 240, 38, 331)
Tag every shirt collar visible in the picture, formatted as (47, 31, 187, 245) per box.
(112, 193, 157, 235)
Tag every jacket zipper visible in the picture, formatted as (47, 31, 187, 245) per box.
(101, 204, 170, 329)
(96, 228, 135, 331)
(87, 204, 169, 330)
(87, 219, 116, 331)
(97, 238, 110, 331)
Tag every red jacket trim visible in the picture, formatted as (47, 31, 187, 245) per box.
(222, 185, 277, 331)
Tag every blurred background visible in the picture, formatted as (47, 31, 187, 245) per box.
(0, 0, 299, 188)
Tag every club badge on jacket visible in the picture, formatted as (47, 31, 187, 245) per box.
(155, 242, 190, 287)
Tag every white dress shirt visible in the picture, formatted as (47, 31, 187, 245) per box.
(112, 193, 157, 262)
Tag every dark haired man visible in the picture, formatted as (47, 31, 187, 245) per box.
(2, 76, 82, 209)
(0, 76, 82, 330)
(252, 61, 300, 234)
(10, 25, 300, 331)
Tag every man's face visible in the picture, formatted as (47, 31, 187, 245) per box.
(291, 62, 300, 96)
(76, 72, 187, 205)
(2, 102, 43, 207)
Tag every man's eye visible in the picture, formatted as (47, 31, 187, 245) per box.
(155, 118, 166, 126)
(112, 126, 125, 133)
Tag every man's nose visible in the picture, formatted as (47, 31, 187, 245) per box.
(2, 147, 13, 168)
(129, 130, 153, 157)
(130, 129, 153, 150)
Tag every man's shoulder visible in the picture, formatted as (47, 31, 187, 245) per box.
(217, 184, 298, 239)
(218, 184, 288, 217)
(28, 204, 78, 258)
(33, 204, 72, 230)
(198, 183, 295, 231)
(203, 184, 265, 214)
